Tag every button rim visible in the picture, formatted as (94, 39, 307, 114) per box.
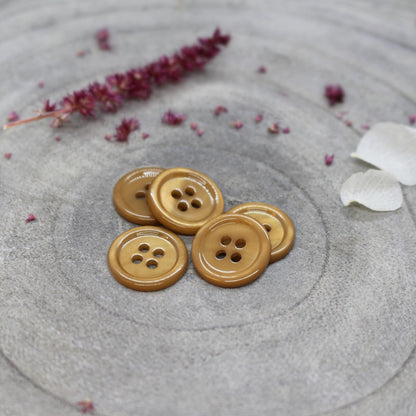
(227, 202, 295, 263)
(108, 226, 188, 291)
(113, 166, 164, 225)
(147, 167, 224, 235)
(191, 213, 271, 288)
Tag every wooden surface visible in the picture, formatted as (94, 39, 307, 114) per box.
(1, 1, 416, 415)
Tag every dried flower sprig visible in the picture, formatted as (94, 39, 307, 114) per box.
(4, 28, 230, 130)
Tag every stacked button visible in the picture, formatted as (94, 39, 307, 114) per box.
(108, 167, 295, 291)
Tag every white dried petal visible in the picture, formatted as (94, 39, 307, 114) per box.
(340, 169, 403, 211)
(352, 122, 416, 186)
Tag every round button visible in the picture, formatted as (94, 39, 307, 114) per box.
(227, 203, 295, 263)
(113, 167, 164, 225)
(108, 226, 188, 291)
(147, 167, 224, 235)
(191, 213, 271, 288)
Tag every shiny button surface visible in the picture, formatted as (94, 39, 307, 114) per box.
(113, 167, 164, 225)
(228, 203, 295, 263)
(108, 226, 188, 291)
(191, 213, 271, 288)
(148, 167, 224, 235)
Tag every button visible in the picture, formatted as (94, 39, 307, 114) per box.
(227, 203, 295, 263)
(191, 213, 271, 288)
(108, 226, 188, 291)
(113, 167, 164, 225)
(147, 167, 224, 235)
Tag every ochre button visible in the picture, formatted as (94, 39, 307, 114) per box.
(227, 203, 295, 263)
(113, 167, 164, 225)
(108, 226, 188, 291)
(191, 213, 271, 288)
(147, 167, 224, 235)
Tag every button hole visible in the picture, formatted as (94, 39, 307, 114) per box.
(191, 199, 202, 209)
(216, 250, 227, 260)
(264, 224, 272, 232)
(221, 236, 231, 246)
(185, 186, 195, 196)
(235, 239, 246, 248)
(144, 183, 151, 190)
(146, 259, 158, 269)
(135, 191, 146, 199)
(171, 189, 182, 199)
(138, 243, 150, 253)
(132, 254, 143, 264)
(177, 201, 188, 211)
(231, 253, 242, 263)
(153, 248, 164, 258)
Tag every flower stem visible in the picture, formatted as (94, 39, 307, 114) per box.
(3, 110, 62, 130)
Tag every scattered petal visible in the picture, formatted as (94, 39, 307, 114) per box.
(268, 123, 279, 134)
(361, 124, 370, 130)
(410, 114, 416, 125)
(255, 114, 263, 123)
(258, 66, 266, 74)
(340, 169, 402, 211)
(337, 111, 346, 120)
(231, 120, 243, 129)
(325, 154, 334, 165)
(96, 28, 111, 51)
(76, 49, 89, 57)
(282, 127, 290, 134)
(190, 122, 198, 130)
(141, 132, 149, 139)
(352, 122, 416, 186)
(77, 399, 95, 413)
(214, 105, 228, 116)
(162, 110, 186, 125)
(114, 118, 140, 142)
(4, 152, 12, 159)
(197, 128, 204, 137)
(26, 213, 37, 222)
(7, 111, 19, 122)
(104, 134, 112, 141)
(55, 136, 61, 142)
(38, 81, 44, 88)
(344, 119, 353, 127)
(325, 84, 344, 106)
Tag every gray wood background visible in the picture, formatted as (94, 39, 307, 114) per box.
(1, 0, 415, 415)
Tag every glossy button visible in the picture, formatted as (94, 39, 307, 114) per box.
(148, 167, 224, 235)
(108, 226, 188, 291)
(191, 213, 271, 288)
(113, 167, 164, 225)
(228, 203, 295, 263)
